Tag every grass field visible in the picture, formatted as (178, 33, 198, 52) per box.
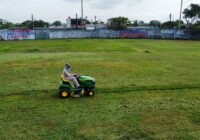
(0, 39, 200, 140)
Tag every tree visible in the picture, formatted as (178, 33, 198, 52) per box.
(161, 21, 174, 29)
(19, 20, 49, 28)
(0, 19, 3, 28)
(174, 20, 186, 29)
(161, 20, 186, 29)
(52, 21, 62, 26)
(149, 20, 161, 28)
(133, 20, 138, 27)
(183, 4, 200, 28)
(85, 19, 91, 24)
(127, 20, 132, 26)
(0, 22, 14, 29)
(138, 21, 145, 26)
(192, 21, 200, 30)
(34, 20, 49, 28)
(20, 20, 32, 28)
(108, 17, 129, 30)
(0, 19, 50, 29)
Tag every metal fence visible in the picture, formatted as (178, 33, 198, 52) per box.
(0, 29, 199, 40)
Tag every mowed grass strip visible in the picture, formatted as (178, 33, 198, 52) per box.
(0, 90, 199, 140)
(0, 39, 200, 140)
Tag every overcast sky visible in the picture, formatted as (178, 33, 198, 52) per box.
(0, 0, 199, 23)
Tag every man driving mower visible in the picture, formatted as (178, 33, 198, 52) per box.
(63, 64, 81, 97)
(59, 63, 96, 98)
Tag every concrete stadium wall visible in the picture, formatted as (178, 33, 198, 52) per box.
(0, 29, 199, 40)
(0, 29, 8, 40)
(49, 30, 97, 39)
(98, 30, 120, 38)
(190, 30, 200, 40)
(6, 29, 35, 40)
(35, 30, 50, 40)
(48, 29, 193, 39)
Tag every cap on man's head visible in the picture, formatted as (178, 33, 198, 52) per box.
(65, 64, 71, 69)
(65, 64, 70, 67)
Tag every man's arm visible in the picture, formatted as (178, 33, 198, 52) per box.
(64, 69, 73, 77)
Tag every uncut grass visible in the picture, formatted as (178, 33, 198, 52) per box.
(0, 39, 200, 139)
(1, 51, 200, 95)
(0, 39, 200, 53)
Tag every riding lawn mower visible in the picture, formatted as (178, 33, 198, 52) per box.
(58, 75, 96, 98)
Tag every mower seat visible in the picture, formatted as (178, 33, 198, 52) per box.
(61, 75, 71, 83)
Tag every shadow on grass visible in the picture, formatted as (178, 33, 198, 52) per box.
(1, 84, 200, 97)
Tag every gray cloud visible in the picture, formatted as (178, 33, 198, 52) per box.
(63, 0, 142, 9)
(90, 0, 122, 9)
(0, 0, 199, 23)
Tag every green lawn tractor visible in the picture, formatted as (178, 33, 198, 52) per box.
(58, 75, 96, 98)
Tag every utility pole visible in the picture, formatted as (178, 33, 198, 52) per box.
(94, 16, 97, 30)
(179, 0, 183, 29)
(31, 14, 34, 29)
(81, 0, 84, 30)
(170, 13, 172, 22)
(76, 13, 78, 29)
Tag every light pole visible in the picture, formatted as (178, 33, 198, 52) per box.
(179, 0, 183, 29)
(81, 0, 84, 30)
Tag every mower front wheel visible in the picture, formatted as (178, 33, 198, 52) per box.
(59, 89, 71, 98)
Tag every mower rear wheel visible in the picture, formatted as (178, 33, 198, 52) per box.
(59, 89, 71, 98)
(85, 90, 96, 96)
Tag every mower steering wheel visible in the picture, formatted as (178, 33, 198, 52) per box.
(75, 74, 80, 78)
